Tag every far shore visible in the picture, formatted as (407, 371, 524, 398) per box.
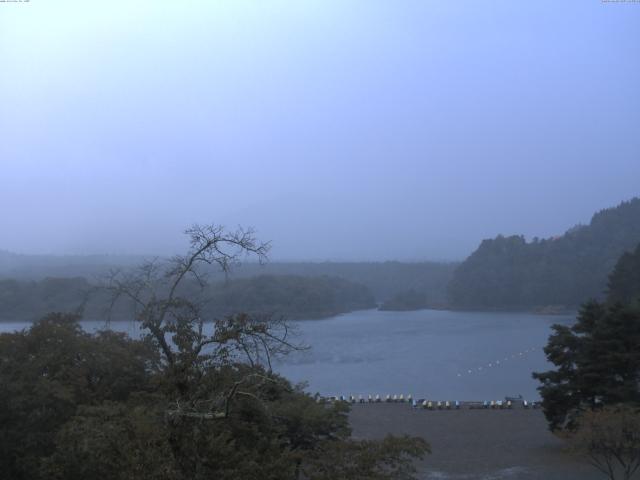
(380, 304, 579, 317)
(0, 305, 579, 325)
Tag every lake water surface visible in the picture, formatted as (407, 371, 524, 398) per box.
(1, 309, 573, 401)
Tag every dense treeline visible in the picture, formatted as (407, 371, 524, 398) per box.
(449, 198, 640, 310)
(0, 277, 91, 321)
(222, 262, 456, 304)
(0, 275, 376, 322)
(206, 275, 375, 319)
(0, 252, 456, 305)
(378, 289, 430, 311)
(607, 242, 640, 307)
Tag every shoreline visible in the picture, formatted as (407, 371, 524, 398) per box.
(379, 305, 578, 317)
(0, 305, 578, 324)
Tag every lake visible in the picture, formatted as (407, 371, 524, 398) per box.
(1, 309, 573, 401)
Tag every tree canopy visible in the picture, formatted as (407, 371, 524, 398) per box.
(449, 198, 640, 309)
(607, 242, 640, 308)
(0, 224, 428, 480)
(533, 243, 640, 432)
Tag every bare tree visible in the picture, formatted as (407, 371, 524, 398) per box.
(565, 405, 640, 480)
(104, 224, 302, 418)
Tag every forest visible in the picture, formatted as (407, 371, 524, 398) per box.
(448, 198, 640, 310)
(0, 274, 375, 322)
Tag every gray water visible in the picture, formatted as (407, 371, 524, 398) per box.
(1, 309, 573, 401)
(274, 309, 573, 401)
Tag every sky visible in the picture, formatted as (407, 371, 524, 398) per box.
(1, 0, 639, 261)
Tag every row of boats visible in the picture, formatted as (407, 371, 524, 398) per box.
(318, 394, 541, 409)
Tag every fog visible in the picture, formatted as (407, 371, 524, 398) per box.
(1, 1, 639, 260)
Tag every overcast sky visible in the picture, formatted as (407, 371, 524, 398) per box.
(1, 1, 639, 261)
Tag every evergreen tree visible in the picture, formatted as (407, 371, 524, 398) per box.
(533, 244, 640, 432)
(607, 243, 640, 307)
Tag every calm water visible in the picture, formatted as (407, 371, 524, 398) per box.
(1, 309, 573, 401)
(275, 309, 573, 401)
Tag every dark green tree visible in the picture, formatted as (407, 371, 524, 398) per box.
(608, 243, 640, 307)
(0, 313, 158, 480)
(533, 245, 640, 432)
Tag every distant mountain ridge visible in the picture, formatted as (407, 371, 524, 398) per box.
(448, 198, 640, 310)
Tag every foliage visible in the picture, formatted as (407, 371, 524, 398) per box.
(449, 198, 640, 309)
(0, 313, 159, 480)
(205, 274, 376, 319)
(564, 405, 640, 480)
(379, 288, 429, 311)
(533, 301, 640, 431)
(608, 242, 640, 308)
(0, 274, 375, 322)
(0, 225, 429, 480)
(0, 277, 90, 321)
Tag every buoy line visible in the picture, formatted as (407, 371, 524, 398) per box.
(456, 347, 538, 377)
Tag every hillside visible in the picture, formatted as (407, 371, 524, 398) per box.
(607, 241, 640, 307)
(448, 198, 640, 310)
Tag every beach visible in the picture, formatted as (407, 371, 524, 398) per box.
(349, 403, 608, 480)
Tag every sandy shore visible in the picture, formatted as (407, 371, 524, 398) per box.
(349, 404, 610, 480)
